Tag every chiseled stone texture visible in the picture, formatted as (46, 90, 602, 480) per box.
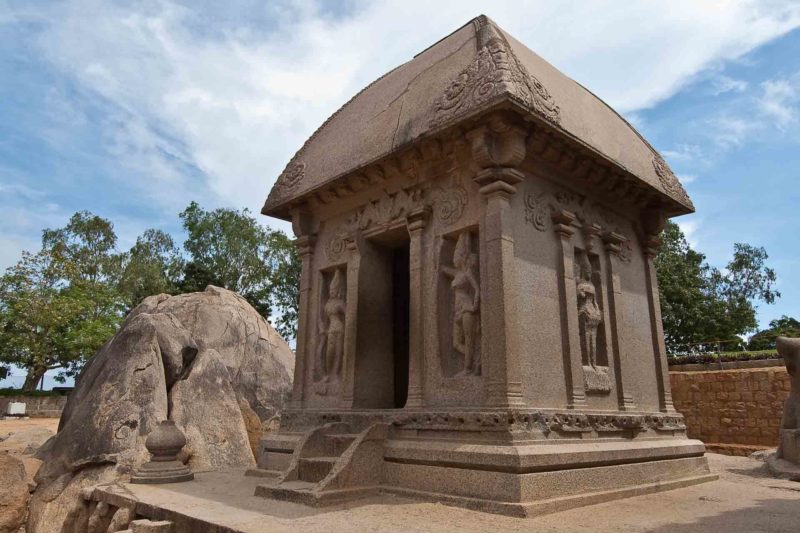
(0, 453, 28, 533)
(671, 367, 791, 455)
(27, 286, 294, 533)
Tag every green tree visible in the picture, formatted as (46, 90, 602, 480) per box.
(656, 221, 779, 353)
(178, 202, 300, 338)
(748, 316, 800, 350)
(0, 212, 127, 390)
(119, 229, 183, 310)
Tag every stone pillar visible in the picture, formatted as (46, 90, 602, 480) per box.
(467, 114, 527, 408)
(474, 168, 525, 407)
(552, 210, 587, 409)
(290, 233, 315, 409)
(405, 208, 429, 408)
(340, 237, 360, 409)
(641, 210, 675, 413)
(602, 231, 637, 411)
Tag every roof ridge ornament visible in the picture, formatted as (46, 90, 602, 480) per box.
(430, 19, 561, 130)
(652, 154, 693, 208)
(267, 159, 306, 206)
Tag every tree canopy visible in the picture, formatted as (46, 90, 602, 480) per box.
(0, 204, 299, 391)
(747, 316, 800, 351)
(655, 221, 780, 353)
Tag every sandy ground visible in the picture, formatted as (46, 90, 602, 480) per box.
(0, 417, 60, 438)
(4, 419, 798, 531)
(110, 453, 800, 533)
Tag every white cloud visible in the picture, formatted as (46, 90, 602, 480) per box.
(5, 0, 800, 225)
(711, 75, 748, 95)
(758, 78, 799, 127)
(706, 113, 759, 148)
(677, 174, 697, 185)
(676, 218, 702, 249)
(662, 143, 705, 163)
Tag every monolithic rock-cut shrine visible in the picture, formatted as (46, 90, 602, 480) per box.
(257, 15, 714, 515)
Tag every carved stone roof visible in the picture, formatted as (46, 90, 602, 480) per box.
(263, 15, 693, 219)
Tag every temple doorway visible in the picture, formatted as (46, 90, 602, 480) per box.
(353, 228, 410, 409)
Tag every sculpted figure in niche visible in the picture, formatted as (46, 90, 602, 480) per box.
(316, 268, 346, 388)
(442, 231, 481, 376)
(577, 255, 603, 368)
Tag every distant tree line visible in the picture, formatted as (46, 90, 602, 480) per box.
(0, 203, 298, 391)
(655, 221, 788, 354)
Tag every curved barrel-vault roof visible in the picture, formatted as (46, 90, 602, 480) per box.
(263, 15, 692, 220)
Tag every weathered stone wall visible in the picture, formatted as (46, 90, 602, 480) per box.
(670, 366, 790, 456)
(0, 395, 68, 418)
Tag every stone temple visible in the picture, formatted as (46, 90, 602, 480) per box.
(256, 15, 715, 515)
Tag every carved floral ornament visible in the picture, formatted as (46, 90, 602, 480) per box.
(430, 24, 560, 130)
(652, 154, 692, 207)
(321, 184, 469, 260)
(281, 409, 686, 436)
(325, 229, 349, 262)
(430, 186, 468, 226)
(524, 189, 632, 263)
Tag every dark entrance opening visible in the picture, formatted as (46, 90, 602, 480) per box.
(352, 229, 410, 409)
(392, 244, 410, 408)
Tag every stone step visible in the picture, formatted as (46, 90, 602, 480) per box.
(324, 433, 359, 455)
(279, 480, 317, 491)
(298, 456, 338, 483)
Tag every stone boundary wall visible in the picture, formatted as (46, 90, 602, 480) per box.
(670, 366, 790, 456)
(0, 395, 68, 418)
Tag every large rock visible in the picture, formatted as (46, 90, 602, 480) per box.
(0, 454, 28, 533)
(28, 286, 294, 533)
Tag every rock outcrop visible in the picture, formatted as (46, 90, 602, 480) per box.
(0, 454, 29, 533)
(28, 286, 294, 533)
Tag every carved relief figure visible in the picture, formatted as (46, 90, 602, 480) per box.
(576, 255, 603, 369)
(442, 232, 481, 376)
(315, 269, 346, 389)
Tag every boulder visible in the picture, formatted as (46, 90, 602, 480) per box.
(0, 454, 29, 533)
(0, 427, 54, 455)
(28, 286, 294, 533)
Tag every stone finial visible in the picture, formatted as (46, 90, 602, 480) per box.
(131, 420, 193, 484)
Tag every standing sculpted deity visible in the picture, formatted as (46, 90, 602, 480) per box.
(316, 269, 346, 388)
(442, 232, 481, 376)
(577, 255, 603, 368)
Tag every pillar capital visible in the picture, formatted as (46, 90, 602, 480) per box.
(642, 234, 661, 259)
(551, 209, 577, 238)
(406, 206, 430, 233)
(466, 112, 528, 169)
(294, 234, 316, 256)
(602, 231, 627, 256)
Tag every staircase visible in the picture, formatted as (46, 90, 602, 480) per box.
(254, 423, 387, 506)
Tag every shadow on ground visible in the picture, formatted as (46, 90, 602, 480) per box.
(649, 497, 799, 533)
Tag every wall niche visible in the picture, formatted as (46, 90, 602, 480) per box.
(438, 228, 481, 378)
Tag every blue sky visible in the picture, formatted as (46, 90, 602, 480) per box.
(1, 1, 799, 386)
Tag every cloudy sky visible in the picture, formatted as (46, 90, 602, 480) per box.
(1, 0, 799, 333)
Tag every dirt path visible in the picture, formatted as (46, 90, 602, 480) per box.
(0, 417, 59, 439)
